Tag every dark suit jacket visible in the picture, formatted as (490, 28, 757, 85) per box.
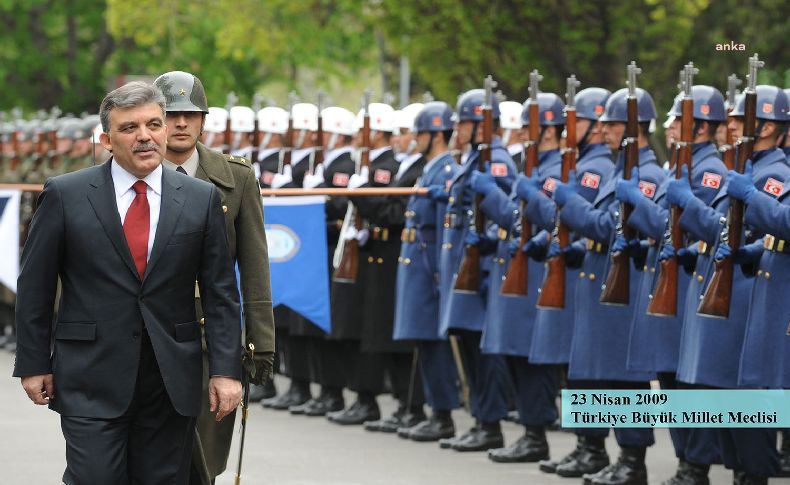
(13, 160, 242, 419)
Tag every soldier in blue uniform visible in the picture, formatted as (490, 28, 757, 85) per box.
(393, 102, 462, 442)
(467, 91, 566, 463)
(668, 85, 790, 485)
(619, 85, 727, 485)
(437, 88, 515, 452)
(551, 87, 665, 485)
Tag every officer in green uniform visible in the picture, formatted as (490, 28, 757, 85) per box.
(154, 70, 276, 485)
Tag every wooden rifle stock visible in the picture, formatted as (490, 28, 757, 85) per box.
(313, 92, 325, 172)
(537, 75, 579, 308)
(648, 63, 697, 316)
(601, 62, 641, 305)
(720, 74, 741, 171)
(501, 71, 541, 296)
(333, 91, 371, 283)
(223, 92, 237, 154)
(10, 130, 20, 172)
(250, 93, 263, 165)
(698, 55, 762, 318)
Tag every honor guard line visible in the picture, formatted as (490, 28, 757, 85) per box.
(0, 183, 428, 197)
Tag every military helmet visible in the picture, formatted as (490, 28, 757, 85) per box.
(322, 107, 356, 136)
(205, 107, 228, 133)
(499, 101, 523, 130)
(522, 92, 566, 126)
(56, 118, 81, 140)
(292, 103, 319, 131)
(666, 85, 726, 122)
(414, 102, 454, 132)
(730, 85, 790, 121)
(153, 70, 209, 113)
(230, 106, 255, 132)
(575, 88, 611, 121)
(354, 103, 395, 133)
(600, 87, 657, 124)
(257, 107, 288, 134)
(456, 89, 500, 122)
(392, 103, 424, 133)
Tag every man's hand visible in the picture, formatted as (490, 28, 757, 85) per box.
(21, 374, 54, 405)
(208, 376, 242, 422)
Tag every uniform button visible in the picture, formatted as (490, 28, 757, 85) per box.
(757, 270, 762, 276)
(368, 256, 374, 263)
(589, 273, 596, 281)
(404, 258, 411, 265)
(377, 257, 384, 264)
(692, 271, 697, 277)
(650, 267, 655, 273)
(579, 272, 586, 279)
(398, 257, 403, 263)
(448, 197, 455, 203)
(447, 243, 453, 249)
(222, 205, 228, 213)
(697, 275, 703, 283)
(765, 272, 771, 279)
(643, 265, 648, 272)
(444, 223, 450, 228)
(200, 318, 205, 326)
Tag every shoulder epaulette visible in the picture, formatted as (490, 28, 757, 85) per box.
(226, 154, 251, 168)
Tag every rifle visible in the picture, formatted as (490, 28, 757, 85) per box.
(454, 75, 497, 293)
(310, 91, 326, 175)
(333, 90, 372, 283)
(234, 343, 255, 485)
(600, 61, 642, 305)
(278, 92, 297, 174)
(500, 71, 540, 296)
(223, 91, 238, 154)
(698, 54, 763, 318)
(648, 62, 698, 316)
(536, 74, 580, 307)
(720, 74, 742, 171)
(250, 92, 263, 164)
(47, 107, 61, 173)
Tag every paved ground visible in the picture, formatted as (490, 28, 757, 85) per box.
(3, 351, 789, 484)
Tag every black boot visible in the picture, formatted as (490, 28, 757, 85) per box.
(451, 421, 504, 452)
(327, 397, 380, 425)
(488, 426, 549, 463)
(398, 410, 453, 441)
(303, 390, 345, 417)
(733, 471, 767, 485)
(584, 446, 647, 485)
(555, 436, 610, 478)
(262, 380, 310, 410)
(366, 405, 427, 433)
(662, 459, 710, 485)
(439, 424, 477, 449)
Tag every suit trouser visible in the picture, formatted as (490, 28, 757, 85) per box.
(568, 379, 655, 447)
(285, 334, 312, 383)
(418, 340, 460, 412)
(506, 356, 559, 426)
(61, 332, 195, 485)
(383, 350, 426, 408)
(456, 330, 509, 423)
(313, 338, 347, 390)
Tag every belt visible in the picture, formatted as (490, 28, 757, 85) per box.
(764, 234, 790, 254)
(370, 226, 391, 242)
(586, 240, 608, 253)
(401, 227, 438, 244)
(443, 212, 464, 229)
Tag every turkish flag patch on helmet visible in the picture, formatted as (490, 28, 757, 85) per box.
(581, 172, 601, 189)
(490, 163, 508, 177)
(763, 177, 784, 196)
(542, 177, 557, 193)
(639, 180, 657, 198)
(701, 172, 721, 189)
(374, 169, 392, 184)
(333, 173, 350, 187)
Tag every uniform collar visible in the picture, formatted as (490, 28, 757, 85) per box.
(370, 146, 391, 162)
(257, 147, 280, 162)
(579, 142, 612, 161)
(424, 151, 450, 175)
(324, 146, 353, 168)
(163, 147, 199, 177)
(195, 143, 235, 189)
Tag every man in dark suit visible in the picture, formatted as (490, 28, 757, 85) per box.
(13, 81, 242, 485)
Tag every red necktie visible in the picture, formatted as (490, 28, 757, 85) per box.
(124, 180, 150, 279)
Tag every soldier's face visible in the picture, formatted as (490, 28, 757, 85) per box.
(56, 138, 74, 154)
(455, 121, 473, 146)
(415, 132, 431, 154)
(665, 119, 681, 148)
(101, 102, 167, 179)
(396, 129, 415, 153)
(166, 111, 203, 154)
(728, 117, 744, 139)
(715, 123, 728, 146)
(602, 122, 625, 150)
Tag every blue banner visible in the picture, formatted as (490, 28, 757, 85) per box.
(0, 190, 20, 293)
(262, 196, 331, 333)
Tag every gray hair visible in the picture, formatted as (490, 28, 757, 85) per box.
(99, 81, 167, 133)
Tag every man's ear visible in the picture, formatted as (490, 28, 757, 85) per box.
(99, 132, 112, 152)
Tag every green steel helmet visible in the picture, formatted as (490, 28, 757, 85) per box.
(153, 70, 209, 113)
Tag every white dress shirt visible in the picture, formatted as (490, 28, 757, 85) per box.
(163, 148, 199, 177)
(111, 160, 162, 260)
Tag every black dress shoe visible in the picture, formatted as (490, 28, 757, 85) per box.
(779, 439, 790, 478)
(556, 436, 610, 478)
(661, 459, 710, 485)
(328, 401, 380, 425)
(439, 425, 476, 449)
(584, 446, 647, 485)
(488, 426, 549, 463)
(401, 415, 455, 441)
(452, 422, 504, 452)
(733, 471, 767, 485)
(539, 447, 580, 473)
(304, 396, 344, 417)
(289, 398, 317, 415)
(262, 384, 311, 410)
(367, 407, 426, 433)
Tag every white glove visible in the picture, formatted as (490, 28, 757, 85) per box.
(271, 164, 293, 189)
(348, 166, 370, 189)
(342, 226, 359, 241)
(303, 165, 324, 189)
(356, 228, 370, 246)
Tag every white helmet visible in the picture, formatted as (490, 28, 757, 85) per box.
(499, 101, 523, 130)
(322, 106, 355, 136)
(392, 102, 425, 133)
(230, 106, 255, 133)
(291, 103, 318, 131)
(205, 107, 228, 133)
(355, 103, 395, 133)
(257, 107, 288, 134)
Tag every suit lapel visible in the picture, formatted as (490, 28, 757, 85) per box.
(144, 168, 186, 280)
(86, 161, 140, 280)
